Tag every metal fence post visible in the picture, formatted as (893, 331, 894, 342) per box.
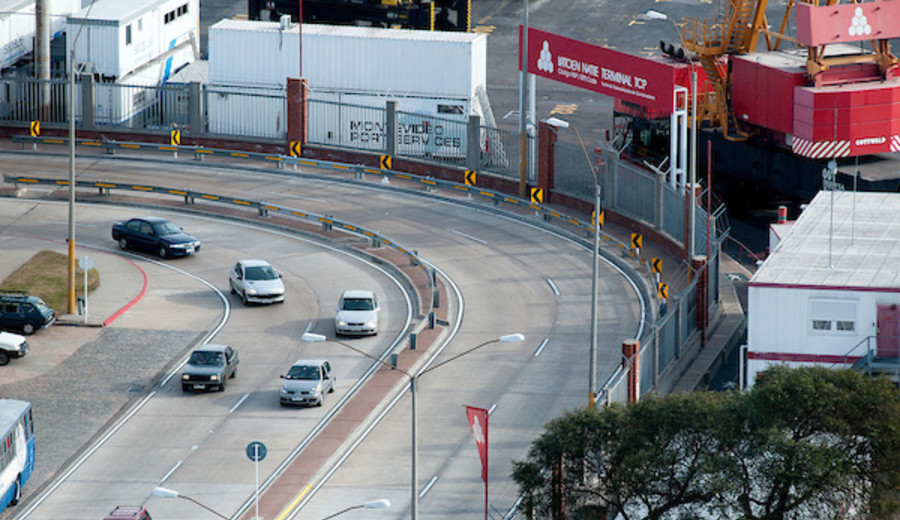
(80, 74, 94, 131)
(466, 115, 480, 170)
(386, 100, 397, 157)
(188, 82, 203, 135)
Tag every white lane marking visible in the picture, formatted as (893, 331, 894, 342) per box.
(533, 338, 550, 357)
(280, 194, 326, 203)
(35, 219, 99, 227)
(159, 460, 183, 483)
(419, 476, 439, 498)
(450, 229, 487, 245)
(230, 393, 250, 413)
(488, 404, 498, 416)
(545, 277, 559, 296)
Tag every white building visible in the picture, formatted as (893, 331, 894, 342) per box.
(0, 0, 81, 71)
(746, 191, 900, 387)
(206, 19, 489, 146)
(66, 0, 199, 85)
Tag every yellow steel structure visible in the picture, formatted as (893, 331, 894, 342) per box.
(678, 0, 898, 140)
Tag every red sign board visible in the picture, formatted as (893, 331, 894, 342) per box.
(465, 406, 489, 483)
(796, 1, 900, 47)
(521, 26, 699, 113)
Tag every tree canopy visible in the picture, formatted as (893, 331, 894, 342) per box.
(512, 366, 900, 520)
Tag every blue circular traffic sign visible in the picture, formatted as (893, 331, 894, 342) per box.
(246, 441, 267, 462)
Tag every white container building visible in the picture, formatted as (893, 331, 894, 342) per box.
(745, 191, 900, 387)
(0, 0, 81, 70)
(65, 0, 199, 125)
(66, 0, 199, 83)
(206, 20, 488, 150)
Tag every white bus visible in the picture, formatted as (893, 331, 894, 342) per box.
(0, 399, 34, 514)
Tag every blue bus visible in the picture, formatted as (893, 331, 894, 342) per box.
(0, 399, 34, 514)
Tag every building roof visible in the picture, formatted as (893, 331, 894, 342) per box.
(71, 0, 182, 25)
(210, 19, 485, 44)
(751, 190, 900, 290)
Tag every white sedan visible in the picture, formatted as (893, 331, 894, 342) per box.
(229, 259, 285, 305)
(335, 290, 380, 335)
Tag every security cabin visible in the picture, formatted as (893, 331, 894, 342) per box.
(745, 191, 900, 387)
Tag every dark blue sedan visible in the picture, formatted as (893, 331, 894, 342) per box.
(112, 216, 201, 258)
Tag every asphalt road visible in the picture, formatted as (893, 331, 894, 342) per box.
(0, 195, 414, 520)
(0, 148, 642, 519)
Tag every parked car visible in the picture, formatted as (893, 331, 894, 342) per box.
(334, 290, 380, 336)
(0, 331, 28, 366)
(279, 359, 335, 407)
(229, 259, 285, 305)
(112, 216, 200, 258)
(181, 344, 239, 392)
(102, 506, 152, 520)
(0, 292, 55, 335)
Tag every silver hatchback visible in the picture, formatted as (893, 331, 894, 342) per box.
(279, 359, 335, 407)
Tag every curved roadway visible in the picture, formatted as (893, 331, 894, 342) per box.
(0, 151, 642, 520)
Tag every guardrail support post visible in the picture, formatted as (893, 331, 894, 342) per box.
(428, 311, 435, 329)
(353, 164, 364, 179)
(106, 143, 116, 155)
(622, 339, 640, 404)
(322, 216, 333, 232)
(188, 82, 203, 135)
(432, 288, 440, 309)
(80, 73, 95, 131)
(424, 177, 435, 192)
(466, 115, 480, 170)
(386, 101, 397, 158)
(409, 333, 417, 350)
(409, 250, 418, 266)
(258, 203, 269, 218)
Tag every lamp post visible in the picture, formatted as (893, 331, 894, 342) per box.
(301, 331, 524, 520)
(66, 1, 97, 314)
(645, 9, 698, 259)
(544, 117, 601, 408)
(151, 487, 230, 520)
(318, 499, 391, 520)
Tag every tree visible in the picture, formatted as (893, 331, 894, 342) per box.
(512, 367, 900, 520)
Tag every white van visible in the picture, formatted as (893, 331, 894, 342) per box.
(0, 331, 28, 366)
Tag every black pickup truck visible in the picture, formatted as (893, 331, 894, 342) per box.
(112, 216, 200, 258)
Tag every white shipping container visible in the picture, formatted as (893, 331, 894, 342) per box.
(67, 0, 198, 81)
(307, 91, 470, 158)
(0, 0, 80, 70)
(208, 21, 487, 101)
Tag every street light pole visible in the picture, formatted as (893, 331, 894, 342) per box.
(151, 487, 229, 520)
(317, 499, 391, 520)
(301, 332, 524, 520)
(518, 0, 529, 199)
(67, 46, 76, 314)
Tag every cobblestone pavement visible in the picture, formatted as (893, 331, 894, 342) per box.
(0, 328, 202, 520)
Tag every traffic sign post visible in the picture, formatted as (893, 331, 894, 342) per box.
(78, 256, 93, 323)
(246, 441, 267, 519)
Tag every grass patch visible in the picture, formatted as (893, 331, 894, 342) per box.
(0, 250, 100, 312)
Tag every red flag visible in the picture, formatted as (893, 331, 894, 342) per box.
(466, 406, 489, 483)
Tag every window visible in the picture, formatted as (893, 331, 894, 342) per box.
(125, 24, 132, 45)
(438, 104, 464, 115)
(836, 321, 855, 332)
(812, 320, 831, 331)
(809, 299, 857, 334)
(165, 4, 189, 24)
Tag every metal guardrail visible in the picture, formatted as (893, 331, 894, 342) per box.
(8, 134, 659, 281)
(3, 172, 431, 272)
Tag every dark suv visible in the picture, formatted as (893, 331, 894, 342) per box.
(181, 344, 239, 392)
(0, 292, 55, 335)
